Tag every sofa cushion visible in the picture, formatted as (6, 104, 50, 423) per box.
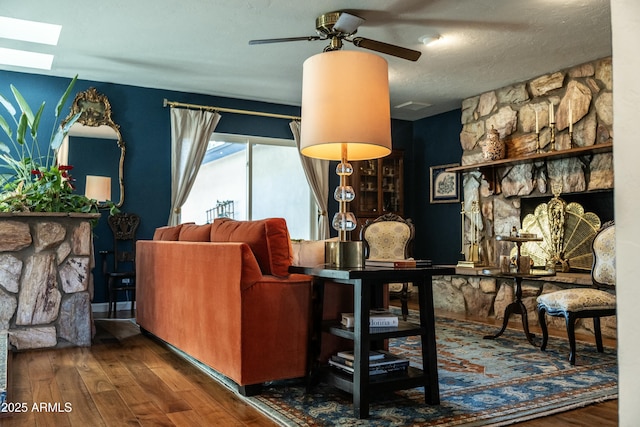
(178, 223, 212, 242)
(210, 218, 292, 277)
(291, 239, 326, 267)
(153, 224, 184, 241)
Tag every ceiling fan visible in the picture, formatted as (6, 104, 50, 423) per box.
(248, 11, 421, 62)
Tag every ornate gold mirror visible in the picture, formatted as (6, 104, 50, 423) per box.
(58, 88, 124, 208)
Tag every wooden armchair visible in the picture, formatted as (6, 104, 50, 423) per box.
(537, 221, 616, 365)
(101, 212, 140, 317)
(360, 213, 415, 320)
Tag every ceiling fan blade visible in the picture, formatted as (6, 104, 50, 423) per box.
(249, 36, 322, 45)
(333, 12, 365, 34)
(351, 37, 421, 61)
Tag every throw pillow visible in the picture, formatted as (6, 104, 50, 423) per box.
(210, 218, 292, 277)
(178, 223, 212, 242)
(153, 224, 184, 241)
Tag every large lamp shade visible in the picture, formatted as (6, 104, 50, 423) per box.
(300, 50, 392, 161)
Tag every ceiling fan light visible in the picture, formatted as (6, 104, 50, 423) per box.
(419, 34, 440, 45)
(300, 50, 391, 161)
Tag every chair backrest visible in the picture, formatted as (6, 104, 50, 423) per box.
(361, 213, 414, 260)
(107, 212, 140, 270)
(591, 221, 615, 287)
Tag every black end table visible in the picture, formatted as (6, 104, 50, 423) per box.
(290, 264, 455, 419)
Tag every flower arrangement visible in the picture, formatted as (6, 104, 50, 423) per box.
(0, 76, 111, 214)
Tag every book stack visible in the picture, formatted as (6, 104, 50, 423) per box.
(365, 258, 432, 268)
(328, 350, 410, 376)
(341, 309, 399, 328)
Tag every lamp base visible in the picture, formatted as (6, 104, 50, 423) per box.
(325, 241, 364, 269)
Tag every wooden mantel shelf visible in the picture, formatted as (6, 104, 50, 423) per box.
(446, 141, 613, 173)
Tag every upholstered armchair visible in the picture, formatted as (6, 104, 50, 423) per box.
(361, 213, 415, 320)
(537, 221, 616, 365)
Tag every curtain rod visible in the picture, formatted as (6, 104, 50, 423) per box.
(163, 99, 300, 121)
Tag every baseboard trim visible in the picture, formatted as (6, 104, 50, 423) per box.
(92, 301, 137, 313)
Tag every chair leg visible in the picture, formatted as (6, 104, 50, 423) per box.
(538, 306, 549, 351)
(130, 289, 136, 315)
(107, 277, 114, 318)
(400, 283, 409, 321)
(593, 316, 604, 352)
(565, 312, 577, 365)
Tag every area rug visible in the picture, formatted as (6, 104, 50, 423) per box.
(228, 313, 617, 426)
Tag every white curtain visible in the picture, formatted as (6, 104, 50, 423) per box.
(169, 108, 221, 225)
(290, 120, 330, 239)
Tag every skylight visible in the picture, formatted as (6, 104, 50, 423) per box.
(0, 16, 61, 70)
(0, 16, 61, 45)
(0, 47, 54, 70)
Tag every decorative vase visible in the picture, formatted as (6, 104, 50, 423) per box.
(482, 126, 505, 161)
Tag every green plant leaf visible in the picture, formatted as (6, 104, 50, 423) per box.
(0, 94, 16, 117)
(31, 102, 45, 139)
(10, 85, 35, 128)
(55, 75, 78, 118)
(0, 142, 9, 155)
(0, 115, 12, 140)
(16, 113, 27, 145)
(50, 111, 81, 150)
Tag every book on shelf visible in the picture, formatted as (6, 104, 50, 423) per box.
(336, 350, 386, 361)
(365, 258, 432, 268)
(341, 309, 399, 328)
(328, 350, 409, 375)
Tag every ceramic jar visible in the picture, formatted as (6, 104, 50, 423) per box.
(482, 126, 505, 161)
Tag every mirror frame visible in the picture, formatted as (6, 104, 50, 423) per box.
(61, 87, 125, 208)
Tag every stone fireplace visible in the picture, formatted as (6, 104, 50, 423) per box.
(432, 57, 615, 339)
(0, 213, 99, 350)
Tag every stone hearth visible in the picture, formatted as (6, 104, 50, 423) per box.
(0, 213, 99, 350)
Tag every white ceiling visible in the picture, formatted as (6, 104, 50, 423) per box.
(0, 0, 611, 121)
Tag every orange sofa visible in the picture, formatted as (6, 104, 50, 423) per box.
(136, 218, 315, 395)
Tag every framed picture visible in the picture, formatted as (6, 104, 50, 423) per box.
(430, 163, 460, 203)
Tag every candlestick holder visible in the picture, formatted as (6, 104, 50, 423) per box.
(550, 122, 556, 151)
(535, 132, 541, 153)
(569, 130, 574, 149)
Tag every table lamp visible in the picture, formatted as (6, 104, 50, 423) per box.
(300, 50, 392, 268)
(85, 175, 111, 202)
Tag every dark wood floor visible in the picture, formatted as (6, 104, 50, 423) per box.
(2, 304, 617, 426)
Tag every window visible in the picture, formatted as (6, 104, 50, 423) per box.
(181, 133, 314, 239)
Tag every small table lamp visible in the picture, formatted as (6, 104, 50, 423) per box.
(300, 50, 392, 268)
(85, 175, 111, 203)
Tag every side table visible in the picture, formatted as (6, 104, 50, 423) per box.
(483, 235, 554, 346)
(290, 264, 454, 419)
(482, 270, 554, 346)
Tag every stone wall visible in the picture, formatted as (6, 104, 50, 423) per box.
(437, 57, 615, 339)
(0, 213, 98, 350)
(459, 57, 613, 265)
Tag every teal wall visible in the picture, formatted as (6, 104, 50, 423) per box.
(0, 70, 463, 302)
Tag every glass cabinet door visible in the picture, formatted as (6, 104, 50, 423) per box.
(380, 155, 403, 214)
(356, 159, 379, 214)
(352, 150, 404, 221)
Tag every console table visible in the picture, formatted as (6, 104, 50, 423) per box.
(290, 264, 455, 419)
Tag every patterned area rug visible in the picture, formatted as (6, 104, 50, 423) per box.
(237, 314, 617, 426)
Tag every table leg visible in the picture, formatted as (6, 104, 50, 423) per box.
(306, 277, 325, 392)
(352, 278, 370, 419)
(483, 277, 536, 346)
(417, 274, 440, 405)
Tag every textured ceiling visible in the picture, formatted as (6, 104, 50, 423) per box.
(0, 0, 611, 120)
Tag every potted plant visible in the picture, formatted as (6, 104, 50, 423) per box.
(0, 76, 111, 214)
